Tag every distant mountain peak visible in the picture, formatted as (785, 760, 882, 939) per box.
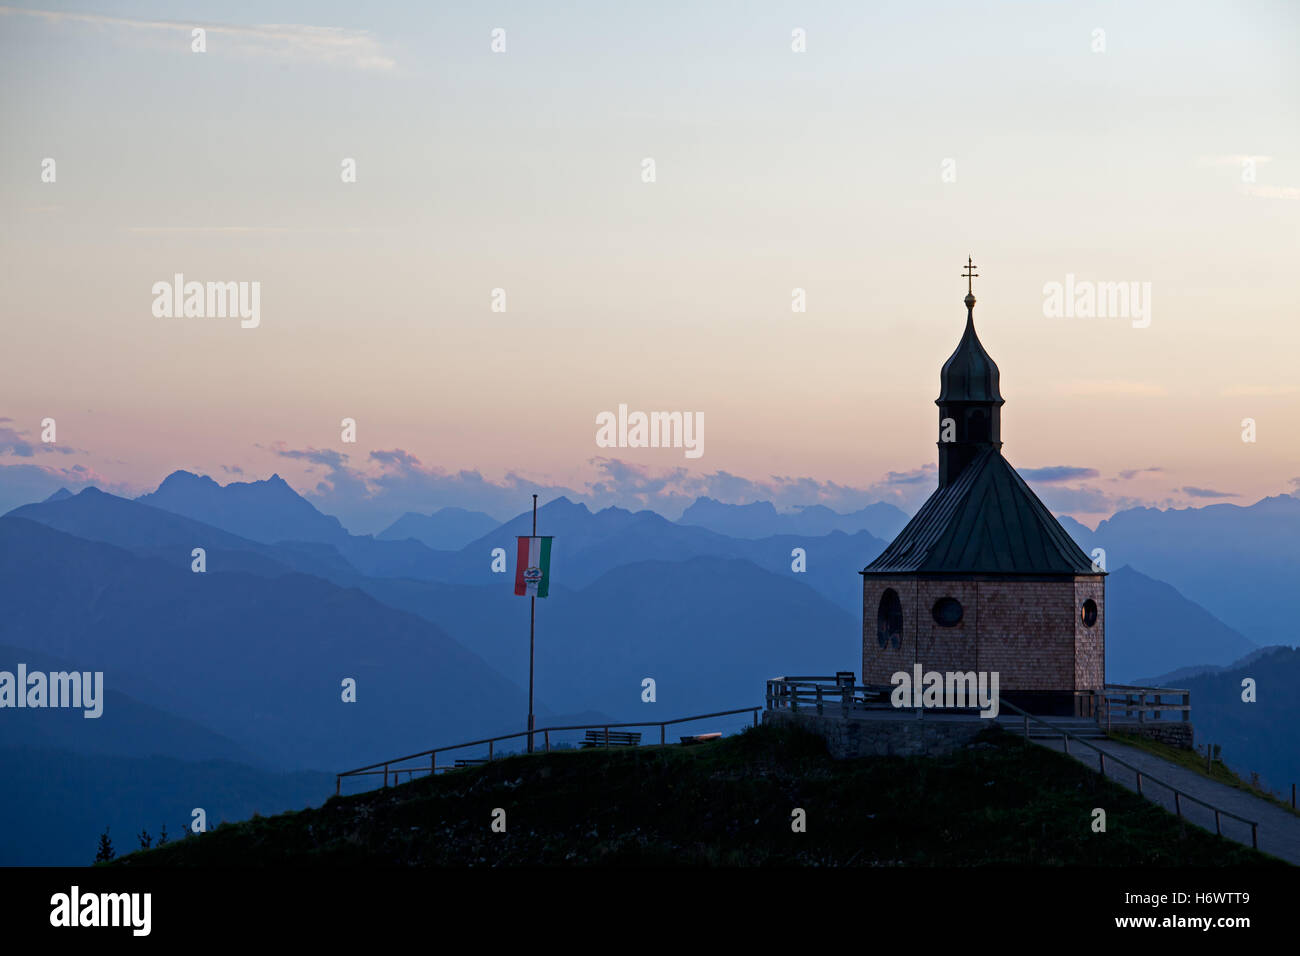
(43, 488, 73, 502)
(375, 507, 502, 550)
(541, 496, 589, 516)
(1253, 493, 1300, 512)
(136, 469, 349, 544)
(157, 469, 219, 488)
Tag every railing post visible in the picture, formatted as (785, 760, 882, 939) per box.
(489, 740, 494, 761)
(1136, 772, 1143, 795)
(604, 725, 609, 746)
(1174, 791, 1181, 818)
(1138, 692, 1145, 724)
(753, 708, 759, 727)
(336, 776, 341, 797)
(1215, 810, 1221, 836)
(383, 764, 389, 788)
(1023, 714, 1029, 740)
(1063, 733, 1069, 755)
(432, 753, 437, 775)
(815, 685, 823, 715)
(1099, 752, 1105, 776)
(545, 730, 550, 753)
(660, 724, 665, 745)
(1251, 823, 1258, 849)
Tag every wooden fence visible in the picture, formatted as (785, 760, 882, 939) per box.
(1100, 684, 1192, 729)
(766, 675, 903, 715)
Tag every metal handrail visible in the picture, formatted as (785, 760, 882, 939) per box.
(335, 706, 761, 795)
(997, 696, 1258, 848)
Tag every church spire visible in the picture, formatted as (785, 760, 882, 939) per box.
(937, 258, 1004, 487)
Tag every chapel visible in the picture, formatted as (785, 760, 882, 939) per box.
(861, 262, 1106, 716)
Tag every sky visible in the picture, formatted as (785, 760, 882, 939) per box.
(2, 0, 1298, 532)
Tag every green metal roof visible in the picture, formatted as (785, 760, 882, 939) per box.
(863, 448, 1101, 576)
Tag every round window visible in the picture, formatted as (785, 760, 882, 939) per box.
(1081, 598, 1098, 628)
(932, 597, 963, 627)
(877, 588, 902, 649)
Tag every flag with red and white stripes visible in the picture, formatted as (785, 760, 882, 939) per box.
(514, 536, 553, 597)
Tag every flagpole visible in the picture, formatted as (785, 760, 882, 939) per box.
(528, 494, 537, 753)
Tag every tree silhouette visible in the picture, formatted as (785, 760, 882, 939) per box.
(137, 828, 152, 851)
(94, 827, 115, 863)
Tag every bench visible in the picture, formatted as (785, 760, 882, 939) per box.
(580, 730, 641, 748)
(453, 758, 488, 768)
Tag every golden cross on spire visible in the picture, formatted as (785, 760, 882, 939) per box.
(961, 255, 978, 295)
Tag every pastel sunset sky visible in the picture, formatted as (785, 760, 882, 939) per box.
(2, 1, 1297, 531)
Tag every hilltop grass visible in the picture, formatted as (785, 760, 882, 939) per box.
(1107, 731, 1300, 819)
(112, 724, 1283, 867)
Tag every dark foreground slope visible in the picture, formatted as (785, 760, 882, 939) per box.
(112, 725, 1279, 867)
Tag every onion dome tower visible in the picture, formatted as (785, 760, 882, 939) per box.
(937, 266, 1004, 487)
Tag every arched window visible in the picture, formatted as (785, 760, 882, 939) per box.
(877, 588, 903, 649)
(932, 597, 963, 627)
(1081, 599, 1098, 628)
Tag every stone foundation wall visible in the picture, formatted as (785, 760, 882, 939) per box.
(764, 709, 989, 758)
(1108, 721, 1194, 751)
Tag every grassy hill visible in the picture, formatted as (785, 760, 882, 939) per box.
(111, 724, 1281, 867)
